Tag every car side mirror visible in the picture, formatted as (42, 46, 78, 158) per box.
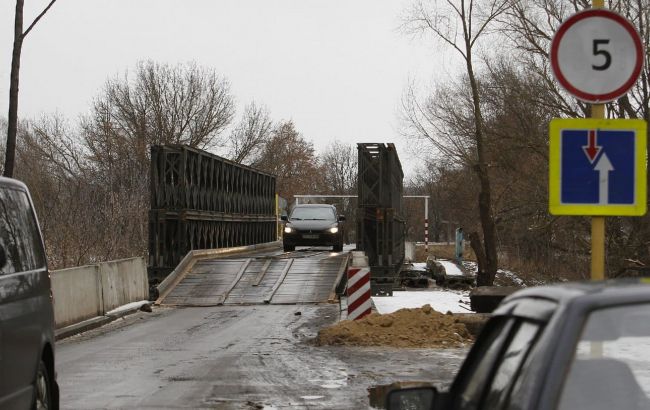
(281, 215, 288, 221)
(338, 216, 346, 222)
(386, 386, 438, 410)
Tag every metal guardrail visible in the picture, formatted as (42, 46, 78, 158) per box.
(148, 145, 277, 281)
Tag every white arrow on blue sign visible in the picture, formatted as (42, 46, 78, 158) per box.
(549, 119, 647, 216)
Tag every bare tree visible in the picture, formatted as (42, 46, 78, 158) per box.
(14, 115, 98, 268)
(14, 113, 156, 269)
(321, 141, 358, 195)
(83, 61, 235, 166)
(253, 121, 324, 201)
(67, 62, 235, 267)
(401, 79, 477, 166)
(226, 102, 273, 165)
(4, 0, 58, 177)
(403, 0, 509, 285)
(502, 0, 589, 118)
(319, 141, 358, 242)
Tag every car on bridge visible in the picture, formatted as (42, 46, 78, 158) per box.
(386, 279, 650, 410)
(281, 204, 345, 252)
(0, 177, 59, 409)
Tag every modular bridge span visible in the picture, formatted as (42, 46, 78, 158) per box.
(156, 242, 350, 306)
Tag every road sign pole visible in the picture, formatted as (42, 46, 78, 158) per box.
(591, 0, 605, 281)
(591, 0, 605, 280)
(591, 215, 606, 280)
(589, 0, 606, 359)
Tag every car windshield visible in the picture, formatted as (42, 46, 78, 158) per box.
(558, 303, 650, 410)
(290, 207, 335, 221)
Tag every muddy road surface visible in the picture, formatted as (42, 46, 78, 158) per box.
(57, 305, 466, 409)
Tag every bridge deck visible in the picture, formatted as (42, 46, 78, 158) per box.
(159, 248, 349, 306)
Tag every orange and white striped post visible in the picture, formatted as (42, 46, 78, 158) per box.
(347, 267, 371, 320)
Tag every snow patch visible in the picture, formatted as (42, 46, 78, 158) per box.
(437, 260, 465, 277)
(106, 300, 149, 316)
(410, 262, 428, 272)
(372, 290, 470, 314)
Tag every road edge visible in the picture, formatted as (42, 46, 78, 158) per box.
(55, 301, 152, 340)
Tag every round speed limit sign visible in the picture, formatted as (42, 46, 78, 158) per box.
(550, 9, 643, 103)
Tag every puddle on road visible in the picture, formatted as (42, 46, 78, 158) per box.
(309, 369, 349, 389)
(321, 382, 345, 389)
(300, 395, 325, 400)
(309, 378, 347, 389)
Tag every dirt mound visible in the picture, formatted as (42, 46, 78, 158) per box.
(316, 305, 473, 348)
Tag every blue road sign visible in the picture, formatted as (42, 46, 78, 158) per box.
(549, 119, 646, 216)
(561, 129, 634, 204)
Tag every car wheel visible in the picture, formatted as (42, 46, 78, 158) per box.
(283, 244, 295, 252)
(33, 360, 52, 410)
(333, 244, 343, 252)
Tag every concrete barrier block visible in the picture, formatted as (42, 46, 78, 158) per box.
(350, 251, 369, 267)
(51, 265, 102, 328)
(100, 257, 148, 312)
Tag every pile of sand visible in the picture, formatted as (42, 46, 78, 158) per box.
(316, 304, 473, 348)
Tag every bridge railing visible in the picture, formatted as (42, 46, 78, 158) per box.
(148, 145, 277, 281)
(357, 143, 406, 295)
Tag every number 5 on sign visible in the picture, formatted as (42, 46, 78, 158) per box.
(592, 39, 611, 70)
(550, 9, 644, 103)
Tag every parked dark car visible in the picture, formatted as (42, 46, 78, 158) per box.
(386, 279, 650, 410)
(0, 177, 58, 409)
(281, 204, 345, 252)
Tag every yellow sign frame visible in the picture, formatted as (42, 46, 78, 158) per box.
(549, 118, 647, 216)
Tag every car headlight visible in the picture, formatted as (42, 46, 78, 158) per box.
(328, 227, 339, 234)
(284, 226, 293, 234)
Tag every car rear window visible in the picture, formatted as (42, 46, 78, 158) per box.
(290, 207, 336, 221)
(558, 304, 650, 410)
(0, 186, 46, 274)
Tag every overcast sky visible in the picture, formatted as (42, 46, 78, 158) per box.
(0, 1, 459, 177)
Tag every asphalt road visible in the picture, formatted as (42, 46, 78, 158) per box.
(57, 304, 466, 409)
